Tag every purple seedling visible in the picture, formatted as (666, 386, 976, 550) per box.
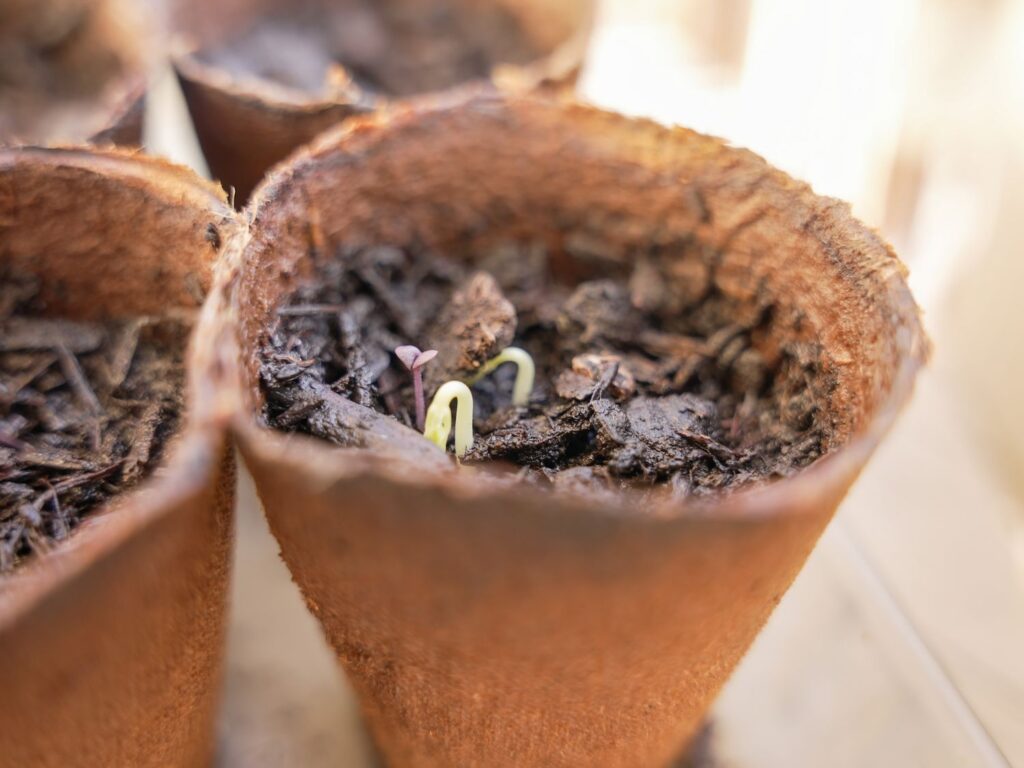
(395, 345, 438, 431)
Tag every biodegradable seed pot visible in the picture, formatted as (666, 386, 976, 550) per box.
(0, 0, 147, 145)
(0, 147, 240, 768)
(170, 0, 594, 203)
(215, 94, 927, 767)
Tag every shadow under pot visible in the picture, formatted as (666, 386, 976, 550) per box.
(170, 0, 595, 204)
(223, 95, 927, 767)
(0, 147, 240, 768)
(0, 0, 147, 146)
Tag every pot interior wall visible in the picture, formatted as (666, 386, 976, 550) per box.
(0, 150, 229, 320)
(238, 98, 920, 456)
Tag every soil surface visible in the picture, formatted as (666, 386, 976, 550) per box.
(0, 273, 187, 572)
(198, 3, 542, 98)
(260, 241, 831, 502)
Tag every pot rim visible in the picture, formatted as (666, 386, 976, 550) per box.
(226, 93, 927, 529)
(171, 43, 374, 117)
(0, 146, 241, 628)
(169, 1, 596, 115)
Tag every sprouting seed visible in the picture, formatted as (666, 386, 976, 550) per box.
(395, 345, 438, 431)
(467, 346, 535, 407)
(424, 381, 474, 457)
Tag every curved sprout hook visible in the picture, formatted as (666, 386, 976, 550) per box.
(467, 346, 535, 407)
(424, 381, 474, 457)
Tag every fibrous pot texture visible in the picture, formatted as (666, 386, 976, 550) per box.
(220, 95, 926, 767)
(171, 0, 594, 203)
(0, 147, 240, 768)
(0, 0, 146, 145)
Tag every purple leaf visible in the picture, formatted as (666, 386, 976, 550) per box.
(412, 349, 438, 369)
(394, 345, 421, 370)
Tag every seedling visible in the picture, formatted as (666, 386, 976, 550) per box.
(424, 381, 474, 457)
(467, 346, 535, 406)
(395, 345, 438, 430)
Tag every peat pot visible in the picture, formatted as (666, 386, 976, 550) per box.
(214, 95, 927, 767)
(0, 147, 241, 768)
(170, 0, 594, 203)
(0, 0, 147, 145)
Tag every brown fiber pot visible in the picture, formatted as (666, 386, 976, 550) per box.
(0, 0, 147, 146)
(214, 94, 927, 767)
(170, 0, 594, 204)
(0, 147, 241, 768)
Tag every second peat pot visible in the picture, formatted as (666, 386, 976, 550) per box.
(0, 147, 239, 768)
(214, 94, 927, 767)
(170, 0, 594, 203)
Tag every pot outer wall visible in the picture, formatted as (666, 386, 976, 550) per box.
(171, 0, 595, 205)
(0, 448, 235, 768)
(224, 95, 926, 767)
(0, 147, 240, 768)
(175, 71, 361, 207)
(245, 439, 844, 768)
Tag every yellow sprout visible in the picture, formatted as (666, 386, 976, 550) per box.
(423, 381, 474, 457)
(467, 346, 535, 407)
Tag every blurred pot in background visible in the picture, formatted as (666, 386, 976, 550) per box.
(0, 0, 147, 145)
(0, 147, 239, 768)
(211, 95, 925, 766)
(170, 0, 594, 203)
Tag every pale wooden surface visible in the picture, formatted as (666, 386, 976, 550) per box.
(141, 1, 1024, 762)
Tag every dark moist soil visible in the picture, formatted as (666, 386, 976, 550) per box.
(198, 3, 542, 98)
(259, 241, 830, 503)
(0, 273, 187, 572)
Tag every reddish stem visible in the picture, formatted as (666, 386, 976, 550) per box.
(394, 345, 435, 431)
(413, 369, 425, 431)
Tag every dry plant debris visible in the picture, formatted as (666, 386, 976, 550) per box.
(0, 273, 187, 572)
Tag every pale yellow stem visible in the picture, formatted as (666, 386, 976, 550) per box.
(467, 346, 535, 406)
(423, 381, 474, 457)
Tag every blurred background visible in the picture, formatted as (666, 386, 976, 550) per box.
(137, 0, 1024, 765)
